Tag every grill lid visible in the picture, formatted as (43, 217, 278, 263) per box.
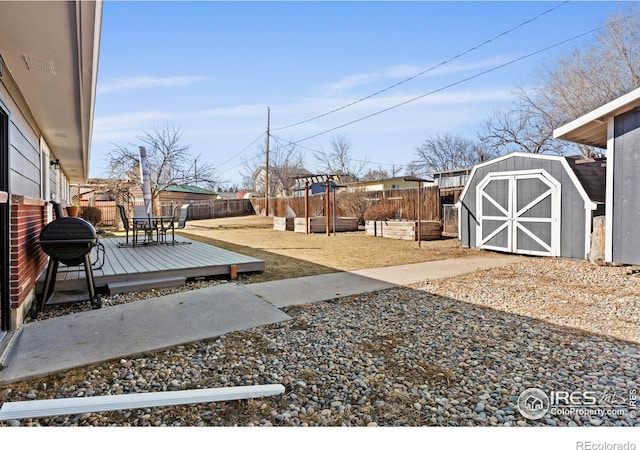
(38, 217, 97, 263)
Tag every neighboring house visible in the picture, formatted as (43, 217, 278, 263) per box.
(348, 176, 434, 192)
(432, 168, 471, 204)
(252, 166, 312, 197)
(0, 1, 102, 331)
(554, 87, 640, 266)
(457, 152, 605, 259)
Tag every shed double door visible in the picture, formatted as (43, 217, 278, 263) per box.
(476, 171, 560, 257)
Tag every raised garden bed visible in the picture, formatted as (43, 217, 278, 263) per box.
(273, 217, 295, 231)
(294, 217, 359, 233)
(365, 220, 442, 241)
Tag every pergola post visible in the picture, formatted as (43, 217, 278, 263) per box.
(305, 181, 310, 234)
(404, 176, 429, 248)
(325, 180, 331, 237)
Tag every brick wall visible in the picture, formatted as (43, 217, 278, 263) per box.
(8, 195, 47, 324)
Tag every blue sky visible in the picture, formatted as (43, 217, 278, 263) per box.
(91, 1, 630, 187)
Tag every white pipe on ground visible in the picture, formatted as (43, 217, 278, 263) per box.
(0, 384, 285, 420)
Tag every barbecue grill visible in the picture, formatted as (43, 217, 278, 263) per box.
(34, 217, 102, 318)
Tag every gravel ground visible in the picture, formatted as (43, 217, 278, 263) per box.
(1, 256, 638, 427)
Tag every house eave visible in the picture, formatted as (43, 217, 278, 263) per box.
(553, 87, 640, 149)
(0, 1, 102, 182)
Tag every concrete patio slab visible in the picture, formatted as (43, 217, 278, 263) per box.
(0, 283, 290, 384)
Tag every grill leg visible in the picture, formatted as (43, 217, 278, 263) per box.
(83, 254, 96, 301)
(34, 258, 58, 317)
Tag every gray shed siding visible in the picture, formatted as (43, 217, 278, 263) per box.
(459, 154, 589, 258)
(612, 109, 640, 265)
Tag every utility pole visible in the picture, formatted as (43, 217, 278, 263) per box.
(265, 107, 270, 217)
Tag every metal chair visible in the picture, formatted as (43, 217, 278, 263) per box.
(160, 204, 190, 245)
(116, 204, 150, 247)
(132, 205, 156, 244)
(158, 204, 179, 244)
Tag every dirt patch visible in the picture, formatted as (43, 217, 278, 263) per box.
(179, 215, 492, 282)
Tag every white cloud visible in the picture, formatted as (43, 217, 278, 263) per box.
(319, 55, 518, 97)
(97, 76, 208, 94)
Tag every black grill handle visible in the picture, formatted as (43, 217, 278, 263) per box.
(36, 239, 96, 245)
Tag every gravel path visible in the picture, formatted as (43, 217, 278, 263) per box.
(1, 257, 638, 427)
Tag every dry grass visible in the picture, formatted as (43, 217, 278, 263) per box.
(171, 215, 491, 282)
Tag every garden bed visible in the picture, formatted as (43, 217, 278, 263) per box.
(365, 220, 442, 241)
(294, 216, 360, 233)
(273, 217, 295, 231)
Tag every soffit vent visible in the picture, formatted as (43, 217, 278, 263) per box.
(22, 55, 56, 76)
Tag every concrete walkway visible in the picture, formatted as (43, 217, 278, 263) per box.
(0, 254, 521, 384)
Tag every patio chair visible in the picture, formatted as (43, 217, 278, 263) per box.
(160, 204, 191, 245)
(132, 205, 156, 244)
(116, 204, 150, 247)
(116, 204, 132, 246)
(158, 204, 179, 244)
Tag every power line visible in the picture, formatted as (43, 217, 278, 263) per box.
(272, 1, 570, 132)
(290, 23, 617, 146)
(271, 133, 402, 168)
(215, 132, 266, 169)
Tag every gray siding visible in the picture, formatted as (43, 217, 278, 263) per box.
(9, 121, 40, 198)
(459, 154, 589, 258)
(612, 109, 640, 265)
(1, 83, 42, 199)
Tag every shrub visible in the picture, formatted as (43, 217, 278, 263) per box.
(80, 206, 101, 225)
(363, 202, 397, 221)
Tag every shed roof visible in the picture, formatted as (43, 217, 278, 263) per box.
(457, 152, 601, 209)
(564, 156, 607, 204)
(553, 87, 640, 148)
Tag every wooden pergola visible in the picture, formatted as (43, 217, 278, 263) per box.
(291, 174, 341, 235)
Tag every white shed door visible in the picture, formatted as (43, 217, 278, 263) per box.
(476, 171, 560, 257)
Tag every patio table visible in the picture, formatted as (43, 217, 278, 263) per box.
(132, 215, 173, 245)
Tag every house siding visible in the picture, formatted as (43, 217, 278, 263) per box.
(459, 154, 589, 259)
(9, 196, 47, 328)
(612, 109, 640, 265)
(1, 74, 52, 329)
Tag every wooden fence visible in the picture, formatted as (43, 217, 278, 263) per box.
(251, 186, 441, 221)
(89, 199, 255, 227)
(158, 199, 254, 220)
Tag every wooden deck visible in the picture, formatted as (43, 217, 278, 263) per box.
(37, 236, 265, 294)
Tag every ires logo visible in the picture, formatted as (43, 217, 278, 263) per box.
(550, 391, 598, 406)
(517, 388, 630, 421)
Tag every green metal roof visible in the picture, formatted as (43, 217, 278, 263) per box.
(162, 185, 218, 195)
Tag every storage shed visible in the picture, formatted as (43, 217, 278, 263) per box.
(554, 87, 640, 266)
(457, 152, 605, 258)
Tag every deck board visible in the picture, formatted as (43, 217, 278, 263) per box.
(37, 236, 265, 293)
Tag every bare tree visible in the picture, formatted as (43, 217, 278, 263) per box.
(361, 167, 390, 182)
(313, 135, 368, 179)
(480, 6, 640, 158)
(106, 123, 221, 213)
(479, 90, 566, 155)
(413, 133, 494, 175)
(241, 138, 308, 196)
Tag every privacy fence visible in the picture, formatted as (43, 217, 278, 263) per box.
(250, 186, 442, 222)
(85, 187, 445, 229)
(87, 199, 255, 227)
